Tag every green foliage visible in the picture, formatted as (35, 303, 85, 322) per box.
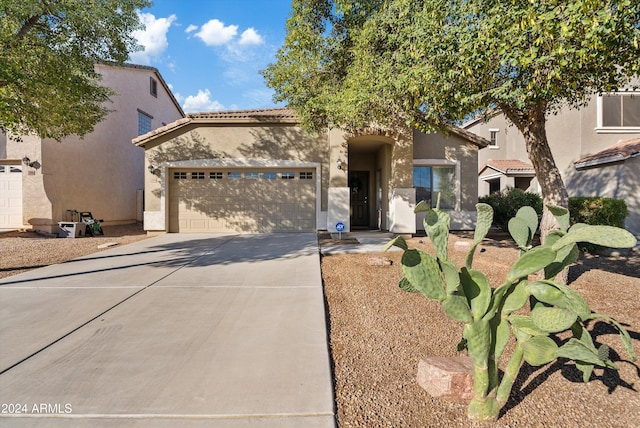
(386, 203, 637, 422)
(569, 197, 628, 228)
(568, 197, 629, 252)
(479, 188, 543, 232)
(0, 0, 151, 140)
(569, 196, 629, 253)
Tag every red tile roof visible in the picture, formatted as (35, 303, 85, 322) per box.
(574, 137, 640, 169)
(481, 159, 535, 174)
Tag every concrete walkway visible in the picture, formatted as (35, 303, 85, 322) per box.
(0, 233, 335, 427)
(319, 231, 400, 255)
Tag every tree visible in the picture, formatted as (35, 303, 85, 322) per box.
(263, 0, 640, 241)
(0, 0, 151, 140)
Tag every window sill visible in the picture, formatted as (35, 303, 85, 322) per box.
(488, 146, 500, 150)
(595, 127, 640, 134)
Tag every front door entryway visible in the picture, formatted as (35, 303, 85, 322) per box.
(349, 171, 369, 227)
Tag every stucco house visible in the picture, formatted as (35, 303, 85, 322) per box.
(465, 89, 640, 235)
(133, 108, 488, 235)
(0, 63, 184, 232)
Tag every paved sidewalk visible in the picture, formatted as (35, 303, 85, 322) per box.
(319, 231, 400, 255)
(0, 233, 335, 427)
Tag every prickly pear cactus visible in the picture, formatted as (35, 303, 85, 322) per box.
(385, 202, 637, 422)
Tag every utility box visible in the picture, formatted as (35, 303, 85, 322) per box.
(58, 222, 83, 238)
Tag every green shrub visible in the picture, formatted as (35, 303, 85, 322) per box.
(479, 187, 543, 231)
(569, 197, 627, 228)
(569, 197, 628, 253)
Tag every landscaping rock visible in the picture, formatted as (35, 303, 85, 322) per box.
(367, 256, 393, 266)
(417, 356, 474, 402)
(454, 240, 471, 252)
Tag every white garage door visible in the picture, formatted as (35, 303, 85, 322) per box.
(0, 165, 23, 228)
(169, 168, 316, 233)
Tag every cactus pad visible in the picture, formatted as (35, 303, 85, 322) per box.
(522, 335, 558, 366)
(531, 306, 577, 333)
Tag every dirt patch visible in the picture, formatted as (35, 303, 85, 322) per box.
(321, 232, 640, 427)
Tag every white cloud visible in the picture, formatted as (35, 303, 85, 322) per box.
(185, 24, 198, 34)
(129, 12, 176, 65)
(195, 19, 238, 46)
(238, 28, 264, 46)
(242, 88, 276, 109)
(182, 89, 225, 113)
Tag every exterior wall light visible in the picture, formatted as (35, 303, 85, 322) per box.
(148, 164, 158, 174)
(22, 156, 40, 169)
(337, 157, 344, 170)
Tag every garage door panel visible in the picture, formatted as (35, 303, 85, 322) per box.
(169, 168, 316, 233)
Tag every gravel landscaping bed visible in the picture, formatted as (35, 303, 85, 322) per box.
(321, 233, 640, 427)
(0, 223, 150, 279)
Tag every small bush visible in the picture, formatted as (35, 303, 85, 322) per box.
(569, 197, 628, 228)
(479, 187, 543, 231)
(569, 197, 628, 253)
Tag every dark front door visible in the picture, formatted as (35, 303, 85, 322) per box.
(349, 171, 369, 227)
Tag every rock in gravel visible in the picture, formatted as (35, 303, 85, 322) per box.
(417, 356, 474, 402)
(367, 256, 393, 266)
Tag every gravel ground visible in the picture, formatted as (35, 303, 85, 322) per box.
(0, 223, 150, 279)
(321, 233, 640, 427)
(2, 227, 638, 426)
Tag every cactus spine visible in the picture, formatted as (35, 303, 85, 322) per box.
(385, 203, 637, 422)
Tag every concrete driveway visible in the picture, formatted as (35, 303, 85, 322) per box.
(0, 233, 335, 427)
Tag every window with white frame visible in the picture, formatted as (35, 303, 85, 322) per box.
(210, 171, 223, 179)
(227, 171, 242, 180)
(281, 171, 295, 180)
(489, 128, 499, 148)
(413, 165, 456, 210)
(597, 92, 640, 131)
(245, 171, 260, 180)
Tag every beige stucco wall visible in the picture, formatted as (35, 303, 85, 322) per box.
(141, 119, 482, 233)
(466, 93, 639, 234)
(6, 64, 184, 231)
(470, 94, 639, 191)
(413, 130, 479, 211)
(143, 123, 330, 216)
(565, 157, 640, 235)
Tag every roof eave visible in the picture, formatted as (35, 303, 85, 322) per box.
(446, 125, 490, 148)
(574, 153, 637, 170)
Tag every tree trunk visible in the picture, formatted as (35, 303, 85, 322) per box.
(501, 104, 569, 242)
(501, 104, 570, 283)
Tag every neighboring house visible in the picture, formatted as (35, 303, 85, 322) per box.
(133, 108, 488, 235)
(0, 63, 184, 232)
(465, 89, 640, 235)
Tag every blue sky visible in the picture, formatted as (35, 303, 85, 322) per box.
(128, 0, 293, 113)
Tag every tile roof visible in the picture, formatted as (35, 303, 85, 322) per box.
(133, 108, 297, 146)
(574, 137, 640, 169)
(133, 107, 489, 148)
(187, 108, 296, 120)
(481, 159, 535, 174)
